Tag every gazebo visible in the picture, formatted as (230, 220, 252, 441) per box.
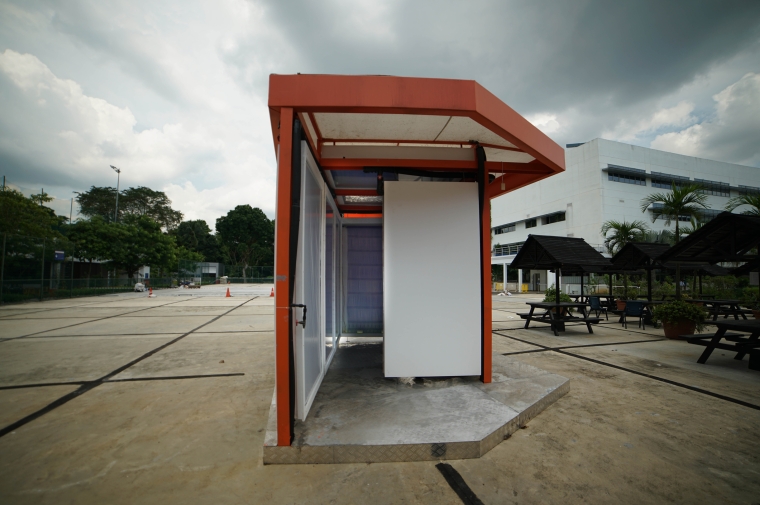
(511, 235, 612, 309)
(610, 242, 671, 302)
(658, 212, 760, 299)
(267, 74, 565, 449)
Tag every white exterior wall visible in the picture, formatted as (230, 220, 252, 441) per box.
(492, 138, 760, 261)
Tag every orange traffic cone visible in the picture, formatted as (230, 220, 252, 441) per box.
(270, 288, 274, 297)
(148, 287, 156, 298)
(226, 287, 232, 298)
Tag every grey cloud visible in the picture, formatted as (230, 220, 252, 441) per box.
(254, 0, 760, 113)
(47, 1, 187, 106)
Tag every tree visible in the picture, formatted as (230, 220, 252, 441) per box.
(76, 185, 183, 230)
(67, 216, 116, 282)
(600, 220, 649, 255)
(0, 188, 63, 238)
(601, 220, 649, 300)
(108, 215, 177, 280)
(640, 183, 709, 299)
(725, 193, 760, 216)
(173, 219, 222, 262)
(75, 186, 119, 223)
(640, 183, 709, 243)
(120, 186, 183, 230)
(216, 205, 274, 281)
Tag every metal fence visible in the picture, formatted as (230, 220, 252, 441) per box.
(177, 259, 273, 285)
(0, 233, 174, 304)
(0, 233, 273, 304)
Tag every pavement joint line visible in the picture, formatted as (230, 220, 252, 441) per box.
(0, 373, 247, 391)
(0, 297, 198, 343)
(0, 294, 156, 319)
(493, 321, 663, 338)
(104, 373, 245, 383)
(435, 463, 484, 505)
(21, 330, 274, 339)
(493, 330, 760, 412)
(0, 297, 254, 439)
(500, 337, 668, 356)
(0, 381, 87, 390)
(0, 287, 258, 314)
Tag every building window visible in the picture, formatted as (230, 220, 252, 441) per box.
(698, 209, 722, 221)
(542, 212, 566, 225)
(608, 172, 646, 185)
(739, 185, 760, 195)
(695, 179, 730, 197)
(493, 223, 515, 235)
(606, 165, 647, 186)
(650, 203, 691, 222)
(525, 218, 537, 228)
(493, 242, 524, 256)
(651, 172, 690, 190)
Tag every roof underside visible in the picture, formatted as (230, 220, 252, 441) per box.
(659, 212, 760, 264)
(611, 243, 671, 271)
(268, 74, 565, 214)
(511, 235, 612, 272)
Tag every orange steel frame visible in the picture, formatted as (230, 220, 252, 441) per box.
(270, 74, 564, 446)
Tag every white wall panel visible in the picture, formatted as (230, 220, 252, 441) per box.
(383, 181, 481, 377)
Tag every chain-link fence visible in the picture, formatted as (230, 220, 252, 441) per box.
(177, 259, 273, 285)
(0, 233, 179, 304)
(0, 234, 273, 304)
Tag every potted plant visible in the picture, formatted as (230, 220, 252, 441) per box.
(651, 301, 707, 339)
(741, 287, 760, 319)
(543, 287, 573, 314)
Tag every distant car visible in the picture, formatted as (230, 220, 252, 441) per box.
(134, 282, 146, 292)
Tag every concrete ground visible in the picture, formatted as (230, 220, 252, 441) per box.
(0, 287, 759, 504)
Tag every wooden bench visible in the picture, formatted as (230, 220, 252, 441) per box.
(688, 334, 760, 363)
(750, 349, 760, 371)
(681, 333, 742, 341)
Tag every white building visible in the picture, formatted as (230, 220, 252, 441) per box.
(491, 138, 760, 291)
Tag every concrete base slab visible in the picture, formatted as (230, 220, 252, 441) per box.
(263, 342, 568, 464)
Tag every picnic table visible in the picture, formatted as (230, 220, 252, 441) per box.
(520, 302, 600, 336)
(688, 299, 748, 321)
(569, 294, 615, 307)
(684, 319, 760, 367)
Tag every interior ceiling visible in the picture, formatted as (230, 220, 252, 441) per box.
(311, 112, 536, 210)
(314, 113, 518, 149)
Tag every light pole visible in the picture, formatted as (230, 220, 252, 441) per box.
(110, 165, 121, 223)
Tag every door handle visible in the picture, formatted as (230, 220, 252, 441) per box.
(291, 304, 307, 329)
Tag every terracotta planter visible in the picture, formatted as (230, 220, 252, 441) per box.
(616, 300, 626, 311)
(662, 320, 697, 339)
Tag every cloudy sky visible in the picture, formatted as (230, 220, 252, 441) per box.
(1, 0, 759, 228)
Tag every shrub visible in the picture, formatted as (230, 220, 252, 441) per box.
(741, 287, 760, 310)
(651, 301, 707, 332)
(702, 275, 742, 300)
(543, 287, 573, 312)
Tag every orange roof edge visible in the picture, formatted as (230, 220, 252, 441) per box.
(267, 73, 565, 176)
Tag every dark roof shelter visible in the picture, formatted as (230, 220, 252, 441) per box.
(658, 212, 760, 300)
(658, 212, 760, 264)
(611, 243, 670, 301)
(611, 242, 732, 300)
(511, 235, 612, 307)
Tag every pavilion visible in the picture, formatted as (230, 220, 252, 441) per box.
(265, 74, 566, 455)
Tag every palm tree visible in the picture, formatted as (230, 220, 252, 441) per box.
(640, 183, 709, 243)
(639, 229, 675, 245)
(600, 220, 649, 299)
(640, 183, 709, 299)
(600, 220, 650, 254)
(725, 194, 760, 216)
